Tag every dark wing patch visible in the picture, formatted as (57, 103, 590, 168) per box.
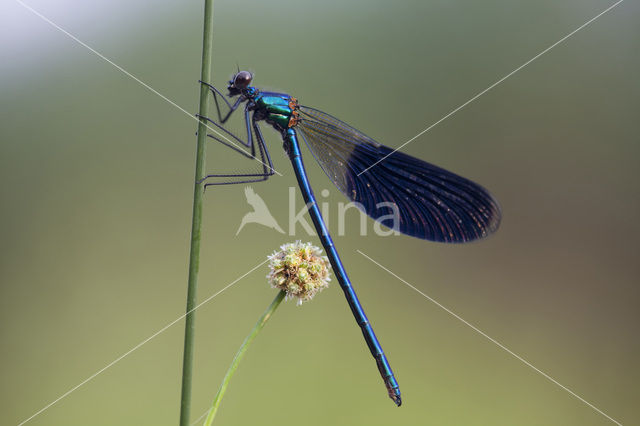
(296, 106, 501, 243)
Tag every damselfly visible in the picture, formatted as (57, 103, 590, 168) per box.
(198, 71, 501, 406)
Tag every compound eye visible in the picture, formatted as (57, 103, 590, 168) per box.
(233, 71, 252, 89)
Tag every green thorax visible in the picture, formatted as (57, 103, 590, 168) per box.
(252, 90, 300, 131)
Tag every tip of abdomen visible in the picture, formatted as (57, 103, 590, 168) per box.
(391, 393, 402, 406)
(388, 389, 402, 406)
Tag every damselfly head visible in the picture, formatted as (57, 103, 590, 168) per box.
(228, 70, 253, 96)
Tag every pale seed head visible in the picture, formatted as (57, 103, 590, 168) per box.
(267, 241, 331, 305)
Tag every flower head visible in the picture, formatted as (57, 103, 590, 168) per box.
(267, 241, 331, 305)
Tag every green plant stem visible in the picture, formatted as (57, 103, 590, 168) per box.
(203, 291, 286, 426)
(179, 1, 215, 425)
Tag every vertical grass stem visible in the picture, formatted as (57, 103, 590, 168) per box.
(179, 1, 215, 425)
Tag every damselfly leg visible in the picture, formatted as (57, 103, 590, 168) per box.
(199, 80, 244, 123)
(195, 109, 274, 187)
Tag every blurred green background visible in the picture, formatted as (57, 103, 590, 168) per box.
(1, 0, 638, 425)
